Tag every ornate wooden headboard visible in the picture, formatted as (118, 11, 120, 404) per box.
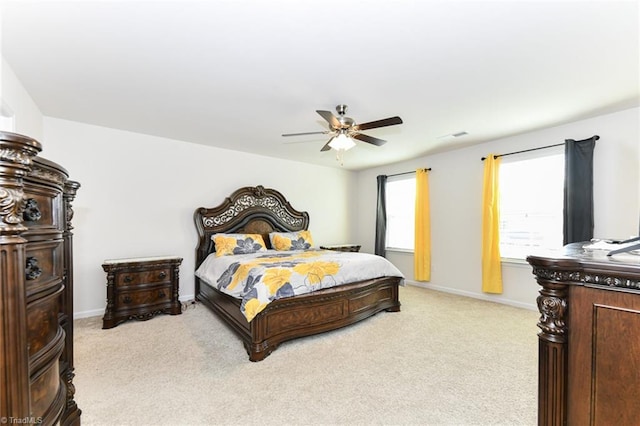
(194, 185, 310, 268)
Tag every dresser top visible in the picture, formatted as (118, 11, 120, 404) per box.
(527, 241, 640, 291)
(528, 241, 640, 268)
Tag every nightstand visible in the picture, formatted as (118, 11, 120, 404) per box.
(320, 244, 361, 253)
(102, 256, 183, 329)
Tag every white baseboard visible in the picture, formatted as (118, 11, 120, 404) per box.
(74, 308, 104, 320)
(73, 293, 196, 320)
(179, 294, 195, 303)
(404, 280, 538, 311)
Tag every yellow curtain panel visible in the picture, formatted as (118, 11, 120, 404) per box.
(414, 168, 431, 281)
(481, 156, 503, 293)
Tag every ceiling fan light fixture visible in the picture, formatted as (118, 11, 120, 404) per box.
(328, 133, 356, 151)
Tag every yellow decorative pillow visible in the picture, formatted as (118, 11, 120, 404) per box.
(212, 233, 267, 257)
(269, 231, 314, 251)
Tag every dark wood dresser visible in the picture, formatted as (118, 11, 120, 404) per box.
(528, 243, 640, 426)
(0, 131, 81, 425)
(102, 256, 182, 329)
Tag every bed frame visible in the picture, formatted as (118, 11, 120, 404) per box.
(194, 185, 401, 361)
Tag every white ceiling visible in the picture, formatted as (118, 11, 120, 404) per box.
(1, 0, 638, 170)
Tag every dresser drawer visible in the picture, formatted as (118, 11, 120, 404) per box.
(24, 239, 65, 300)
(22, 184, 64, 233)
(116, 285, 173, 310)
(30, 351, 65, 420)
(116, 267, 171, 287)
(27, 286, 63, 357)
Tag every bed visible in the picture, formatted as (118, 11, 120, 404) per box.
(194, 185, 403, 361)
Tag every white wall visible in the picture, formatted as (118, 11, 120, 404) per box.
(42, 118, 357, 318)
(354, 107, 640, 310)
(1, 58, 43, 139)
(5, 52, 639, 315)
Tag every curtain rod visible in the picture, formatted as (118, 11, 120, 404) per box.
(480, 135, 600, 161)
(386, 168, 431, 178)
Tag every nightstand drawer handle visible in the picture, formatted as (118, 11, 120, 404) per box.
(158, 271, 167, 279)
(23, 198, 42, 222)
(158, 291, 166, 299)
(123, 275, 133, 283)
(123, 296, 132, 304)
(25, 257, 42, 281)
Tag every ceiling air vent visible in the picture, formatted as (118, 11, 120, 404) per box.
(437, 131, 469, 140)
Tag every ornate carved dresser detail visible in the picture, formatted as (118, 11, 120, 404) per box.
(528, 242, 640, 426)
(0, 131, 81, 425)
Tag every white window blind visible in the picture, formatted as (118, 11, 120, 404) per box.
(499, 151, 565, 259)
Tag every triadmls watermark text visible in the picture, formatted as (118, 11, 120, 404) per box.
(1, 417, 43, 424)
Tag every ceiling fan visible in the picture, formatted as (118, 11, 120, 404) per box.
(282, 104, 403, 152)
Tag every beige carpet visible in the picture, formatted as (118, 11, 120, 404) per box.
(73, 285, 539, 426)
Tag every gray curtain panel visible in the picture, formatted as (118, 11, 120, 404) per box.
(375, 175, 387, 256)
(563, 135, 598, 245)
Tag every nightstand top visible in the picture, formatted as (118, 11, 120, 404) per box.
(319, 244, 361, 252)
(103, 255, 183, 265)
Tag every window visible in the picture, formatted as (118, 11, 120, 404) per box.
(385, 175, 415, 251)
(499, 150, 565, 260)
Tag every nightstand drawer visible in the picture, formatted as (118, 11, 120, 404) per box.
(116, 268, 171, 287)
(116, 285, 172, 309)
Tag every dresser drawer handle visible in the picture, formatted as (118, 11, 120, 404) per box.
(25, 257, 42, 281)
(123, 275, 133, 283)
(158, 291, 166, 299)
(123, 296, 132, 304)
(158, 271, 167, 279)
(23, 198, 42, 222)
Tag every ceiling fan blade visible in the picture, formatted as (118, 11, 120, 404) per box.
(353, 116, 403, 131)
(282, 131, 330, 137)
(321, 137, 334, 152)
(316, 110, 341, 129)
(351, 133, 387, 146)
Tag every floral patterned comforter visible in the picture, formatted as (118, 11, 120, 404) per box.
(195, 249, 404, 322)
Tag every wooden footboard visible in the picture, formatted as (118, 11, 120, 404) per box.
(197, 276, 401, 361)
